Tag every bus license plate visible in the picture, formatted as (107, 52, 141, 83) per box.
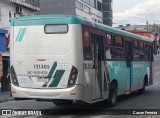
(37, 78, 49, 82)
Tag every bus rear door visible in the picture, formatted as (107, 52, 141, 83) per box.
(91, 34, 103, 100)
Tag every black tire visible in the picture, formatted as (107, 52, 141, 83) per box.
(108, 82, 118, 107)
(138, 80, 145, 94)
(53, 100, 73, 106)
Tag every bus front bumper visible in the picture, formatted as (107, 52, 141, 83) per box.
(11, 84, 83, 101)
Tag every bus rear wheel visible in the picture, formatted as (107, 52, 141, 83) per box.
(53, 100, 73, 106)
(138, 80, 145, 94)
(107, 82, 117, 107)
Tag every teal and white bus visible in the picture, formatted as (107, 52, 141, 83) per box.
(10, 15, 153, 106)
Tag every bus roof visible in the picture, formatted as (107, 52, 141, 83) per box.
(11, 14, 152, 42)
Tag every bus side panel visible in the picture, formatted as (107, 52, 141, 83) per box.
(106, 61, 126, 95)
(131, 61, 149, 91)
(70, 24, 85, 101)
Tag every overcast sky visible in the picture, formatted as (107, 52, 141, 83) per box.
(113, 0, 160, 26)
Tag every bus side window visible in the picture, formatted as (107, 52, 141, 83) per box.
(83, 27, 92, 60)
(144, 43, 150, 61)
(105, 33, 112, 59)
(112, 35, 125, 60)
(139, 42, 145, 60)
(114, 35, 123, 47)
(133, 40, 139, 60)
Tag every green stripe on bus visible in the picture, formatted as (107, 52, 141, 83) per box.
(16, 28, 22, 42)
(48, 62, 57, 78)
(18, 28, 26, 42)
(48, 70, 65, 87)
(42, 62, 57, 87)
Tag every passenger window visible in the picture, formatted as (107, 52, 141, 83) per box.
(139, 42, 144, 49)
(105, 34, 125, 60)
(114, 35, 123, 47)
(105, 34, 112, 46)
(134, 40, 139, 49)
(105, 33, 112, 59)
(83, 27, 92, 60)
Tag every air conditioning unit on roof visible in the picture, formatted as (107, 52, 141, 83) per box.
(16, 6, 23, 14)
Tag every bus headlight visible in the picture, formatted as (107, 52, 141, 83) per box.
(67, 66, 78, 88)
(10, 66, 19, 86)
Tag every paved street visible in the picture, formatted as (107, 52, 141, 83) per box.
(0, 55, 160, 118)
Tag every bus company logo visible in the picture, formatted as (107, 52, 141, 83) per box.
(1, 110, 43, 116)
(2, 110, 12, 115)
(16, 28, 27, 42)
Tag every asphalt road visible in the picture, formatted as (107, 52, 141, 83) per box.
(0, 55, 160, 118)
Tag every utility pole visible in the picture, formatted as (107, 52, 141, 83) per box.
(146, 20, 148, 31)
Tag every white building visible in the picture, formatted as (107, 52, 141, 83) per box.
(0, 0, 40, 56)
(0, 0, 40, 92)
(0, 0, 40, 31)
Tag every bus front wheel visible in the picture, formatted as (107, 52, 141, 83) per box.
(107, 82, 118, 107)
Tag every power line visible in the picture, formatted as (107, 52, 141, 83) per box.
(114, 1, 160, 21)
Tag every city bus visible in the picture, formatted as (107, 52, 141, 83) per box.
(10, 15, 153, 106)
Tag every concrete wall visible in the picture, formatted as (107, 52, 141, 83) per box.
(102, 0, 112, 26)
(76, 0, 103, 23)
(37, 0, 76, 15)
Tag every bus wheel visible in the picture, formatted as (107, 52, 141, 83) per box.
(108, 82, 117, 107)
(53, 100, 73, 106)
(138, 80, 145, 94)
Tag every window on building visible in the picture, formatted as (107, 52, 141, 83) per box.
(97, 1, 102, 11)
(83, 5, 90, 13)
(75, 1, 83, 10)
(92, 18, 97, 22)
(111, 1, 113, 11)
(90, 0, 96, 7)
(9, 11, 11, 18)
(98, 21, 102, 23)
(83, 0, 90, 4)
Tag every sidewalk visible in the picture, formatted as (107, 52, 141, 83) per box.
(0, 91, 14, 103)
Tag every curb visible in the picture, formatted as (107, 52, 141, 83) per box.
(0, 98, 14, 103)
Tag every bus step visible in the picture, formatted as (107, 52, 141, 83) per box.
(125, 91, 131, 95)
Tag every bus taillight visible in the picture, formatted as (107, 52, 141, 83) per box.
(10, 66, 19, 86)
(67, 66, 78, 88)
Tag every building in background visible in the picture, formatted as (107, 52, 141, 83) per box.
(117, 24, 160, 35)
(102, 0, 112, 26)
(0, 28, 8, 93)
(0, 0, 40, 92)
(0, 0, 40, 31)
(37, 0, 113, 26)
(117, 24, 160, 54)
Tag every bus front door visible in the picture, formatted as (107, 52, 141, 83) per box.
(125, 41, 132, 93)
(91, 35, 103, 100)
